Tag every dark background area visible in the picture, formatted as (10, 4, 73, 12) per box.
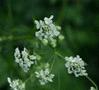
(0, 0, 99, 90)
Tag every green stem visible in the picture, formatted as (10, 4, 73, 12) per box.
(50, 56, 56, 72)
(24, 73, 35, 84)
(86, 76, 98, 90)
(58, 72, 60, 90)
(55, 51, 64, 59)
(56, 0, 67, 24)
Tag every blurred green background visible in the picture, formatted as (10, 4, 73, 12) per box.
(0, 0, 99, 90)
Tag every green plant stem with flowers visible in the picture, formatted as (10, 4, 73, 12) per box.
(7, 15, 98, 90)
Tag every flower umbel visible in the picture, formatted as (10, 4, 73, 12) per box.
(14, 47, 38, 72)
(7, 77, 25, 90)
(65, 55, 88, 77)
(34, 15, 64, 47)
(35, 63, 55, 85)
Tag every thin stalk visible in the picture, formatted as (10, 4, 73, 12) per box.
(55, 51, 64, 59)
(56, 0, 67, 24)
(24, 73, 35, 84)
(50, 56, 56, 72)
(86, 76, 98, 90)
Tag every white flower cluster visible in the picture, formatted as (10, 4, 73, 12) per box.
(14, 47, 38, 72)
(7, 77, 25, 90)
(90, 87, 96, 90)
(34, 15, 64, 47)
(35, 63, 55, 85)
(65, 55, 88, 77)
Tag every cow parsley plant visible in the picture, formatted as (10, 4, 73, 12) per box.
(7, 15, 98, 90)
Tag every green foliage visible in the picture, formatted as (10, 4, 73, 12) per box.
(0, 0, 99, 90)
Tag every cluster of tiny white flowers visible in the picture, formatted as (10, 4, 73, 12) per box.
(90, 87, 96, 90)
(14, 47, 38, 72)
(35, 63, 55, 85)
(7, 77, 25, 90)
(64, 55, 88, 77)
(7, 15, 97, 90)
(34, 15, 64, 47)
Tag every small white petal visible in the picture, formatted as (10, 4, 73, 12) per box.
(34, 20, 40, 29)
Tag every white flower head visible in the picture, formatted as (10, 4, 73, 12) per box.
(7, 77, 25, 90)
(34, 15, 64, 47)
(64, 55, 88, 77)
(14, 47, 39, 72)
(35, 63, 55, 85)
